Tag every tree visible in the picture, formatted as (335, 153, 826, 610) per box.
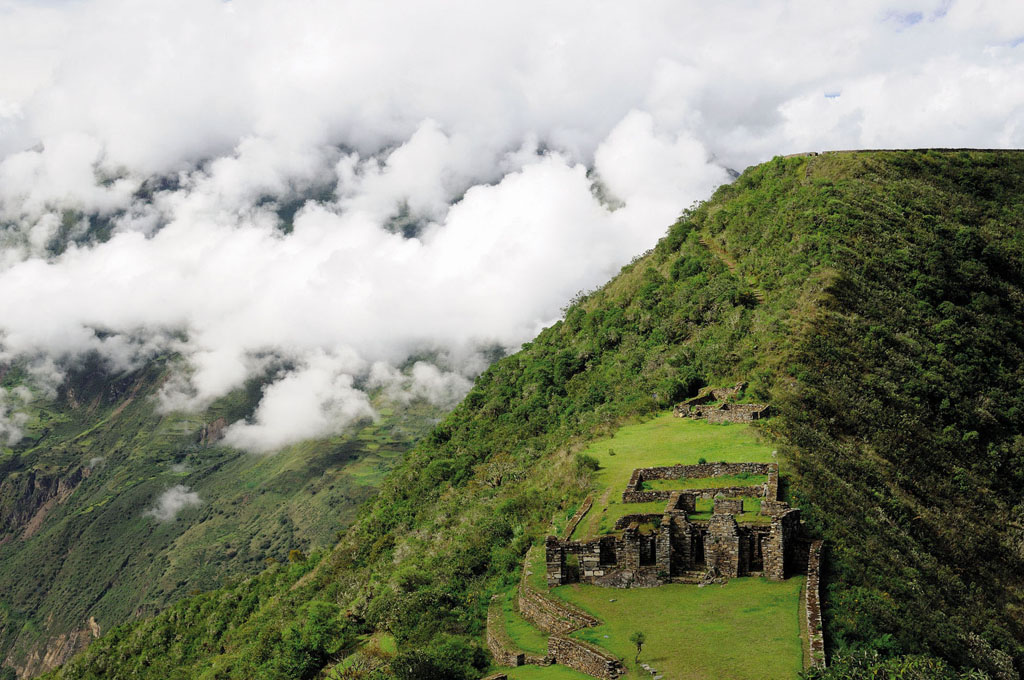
(629, 631, 646, 664)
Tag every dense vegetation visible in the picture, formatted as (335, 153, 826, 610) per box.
(41, 150, 1024, 679)
(0, 357, 437, 676)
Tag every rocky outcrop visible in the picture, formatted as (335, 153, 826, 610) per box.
(0, 467, 86, 541)
(198, 417, 227, 445)
(3, 617, 100, 679)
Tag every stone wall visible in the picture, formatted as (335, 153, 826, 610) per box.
(713, 497, 743, 515)
(623, 486, 762, 503)
(622, 463, 775, 503)
(548, 636, 624, 679)
(763, 509, 801, 580)
(761, 499, 789, 516)
(631, 462, 773, 480)
(546, 536, 567, 587)
(520, 556, 600, 634)
(486, 595, 525, 667)
(805, 541, 826, 668)
(706, 513, 740, 577)
(689, 403, 770, 423)
(666, 491, 696, 513)
(674, 382, 747, 413)
(612, 513, 665, 530)
(562, 495, 593, 540)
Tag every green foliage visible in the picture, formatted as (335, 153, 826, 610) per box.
(629, 630, 645, 663)
(801, 651, 991, 680)
(390, 636, 486, 680)
(0, 357, 439, 673)
(573, 453, 600, 474)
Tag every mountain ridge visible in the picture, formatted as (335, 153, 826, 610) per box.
(20, 149, 1024, 679)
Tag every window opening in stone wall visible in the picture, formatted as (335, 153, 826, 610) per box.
(565, 553, 580, 582)
(599, 540, 617, 566)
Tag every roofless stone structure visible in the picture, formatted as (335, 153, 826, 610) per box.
(545, 462, 808, 587)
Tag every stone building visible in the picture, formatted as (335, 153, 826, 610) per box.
(546, 462, 804, 587)
(672, 382, 770, 422)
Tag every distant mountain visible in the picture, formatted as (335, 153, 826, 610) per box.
(0, 356, 440, 678)
(37, 150, 1024, 679)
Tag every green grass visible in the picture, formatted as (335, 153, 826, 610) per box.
(501, 589, 549, 655)
(572, 416, 773, 539)
(552, 578, 805, 680)
(689, 497, 770, 524)
(642, 473, 767, 491)
(497, 665, 595, 680)
(525, 545, 555, 593)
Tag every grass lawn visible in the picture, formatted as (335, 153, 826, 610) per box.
(502, 589, 549, 655)
(553, 578, 805, 680)
(573, 415, 774, 540)
(643, 473, 768, 491)
(690, 496, 770, 525)
(495, 665, 595, 680)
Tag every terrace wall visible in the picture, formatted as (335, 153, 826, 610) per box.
(690, 403, 771, 423)
(805, 541, 826, 668)
(486, 595, 525, 667)
(622, 463, 776, 503)
(521, 552, 601, 633)
(548, 636, 624, 679)
(612, 513, 665, 530)
(562, 495, 593, 540)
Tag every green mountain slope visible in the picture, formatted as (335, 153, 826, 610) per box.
(43, 150, 1024, 679)
(0, 357, 439, 678)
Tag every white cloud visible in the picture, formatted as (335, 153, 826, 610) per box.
(144, 484, 202, 522)
(0, 386, 31, 446)
(222, 350, 376, 454)
(0, 0, 1022, 451)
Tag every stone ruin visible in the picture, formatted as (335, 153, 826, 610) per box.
(545, 462, 807, 587)
(673, 381, 770, 423)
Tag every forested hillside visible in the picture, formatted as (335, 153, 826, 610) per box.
(0, 357, 439, 677)
(44, 150, 1024, 679)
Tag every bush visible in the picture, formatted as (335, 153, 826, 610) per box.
(574, 453, 601, 473)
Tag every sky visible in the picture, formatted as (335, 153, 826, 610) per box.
(0, 0, 1022, 452)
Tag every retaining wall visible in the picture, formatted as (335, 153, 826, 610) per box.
(805, 540, 826, 668)
(520, 553, 600, 634)
(690, 403, 770, 423)
(622, 463, 776, 503)
(548, 636, 624, 679)
(486, 595, 525, 667)
(612, 513, 665, 530)
(562, 495, 594, 539)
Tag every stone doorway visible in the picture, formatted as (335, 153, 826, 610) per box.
(692, 531, 707, 567)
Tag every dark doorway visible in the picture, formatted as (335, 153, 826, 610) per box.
(692, 531, 706, 567)
(599, 540, 616, 566)
(639, 536, 657, 566)
(750, 533, 764, 571)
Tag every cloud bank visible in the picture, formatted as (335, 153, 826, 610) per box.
(0, 0, 1022, 451)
